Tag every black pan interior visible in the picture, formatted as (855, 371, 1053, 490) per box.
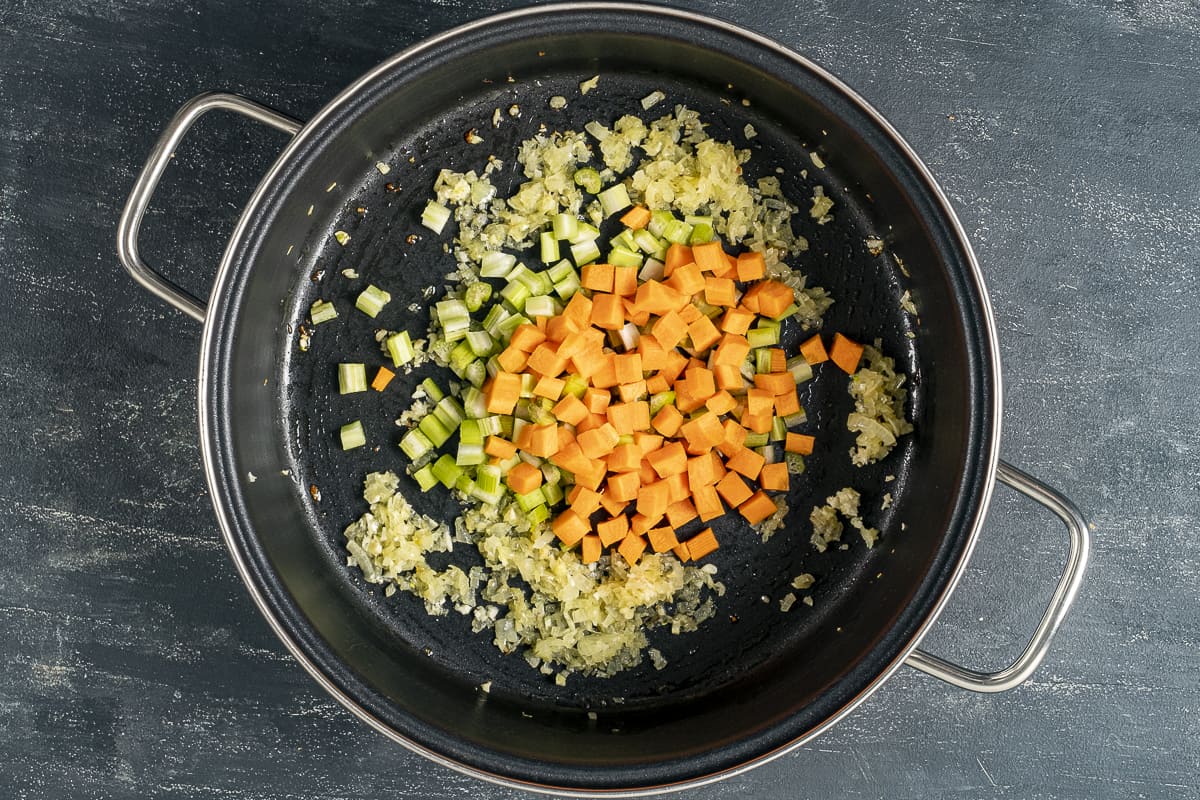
(203, 6, 994, 791)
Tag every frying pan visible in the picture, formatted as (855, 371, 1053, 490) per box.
(117, 4, 1091, 795)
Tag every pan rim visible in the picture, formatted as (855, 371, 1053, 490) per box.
(196, 2, 1003, 795)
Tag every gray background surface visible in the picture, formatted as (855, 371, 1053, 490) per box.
(1, 0, 1196, 797)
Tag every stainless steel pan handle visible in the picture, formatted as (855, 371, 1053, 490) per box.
(905, 460, 1092, 692)
(116, 92, 302, 322)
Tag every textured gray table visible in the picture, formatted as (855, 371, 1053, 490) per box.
(2, 1, 1196, 797)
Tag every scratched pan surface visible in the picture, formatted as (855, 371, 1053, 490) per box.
(201, 4, 996, 793)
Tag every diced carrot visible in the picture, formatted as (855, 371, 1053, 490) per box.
(570, 346, 604, 379)
(651, 311, 689, 350)
(720, 307, 756, 335)
(651, 404, 684, 437)
(763, 348, 785, 373)
(706, 390, 737, 415)
(485, 372, 521, 414)
(590, 355, 620, 390)
(746, 387, 774, 416)
(612, 265, 639, 297)
(510, 324, 548, 353)
(527, 343, 567, 377)
(584, 387, 611, 414)
(738, 491, 778, 524)
(687, 315, 722, 353)
(557, 424, 577, 451)
(774, 387, 801, 417)
(646, 441, 688, 478)
(677, 303, 702, 324)
(638, 458, 658, 486)
(740, 289, 761, 314)
(617, 533, 647, 566)
(725, 446, 765, 480)
(370, 366, 395, 392)
(613, 352, 643, 384)
(633, 432, 664, 454)
(544, 315, 571, 343)
(597, 515, 630, 547)
(637, 480, 671, 521)
(663, 471, 690, 503)
(686, 453, 718, 488)
(606, 443, 642, 473)
(636, 335, 668, 372)
(617, 380, 647, 403)
(666, 263, 705, 296)
(494, 347, 528, 376)
(590, 293, 625, 330)
(735, 251, 766, 282)
(620, 205, 652, 229)
(549, 441, 591, 474)
(716, 471, 753, 508)
(742, 408, 773, 434)
(607, 400, 651, 434)
(562, 292, 594, 326)
(533, 375, 566, 401)
(691, 241, 727, 273)
(680, 412, 724, 451)
(673, 543, 691, 562)
(647, 526, 680, 553)
(568, 485, 603, 517)
(800, 333, 828, 365)
(664, 243, 693, 275)
(703, 277, 737, 307)
(506, 462, 543, 494)
(714, 364, 745, 391)
(693, 485, 724, 521)
(581, 534, 602, 564)
(785, 432, 815, 455)
(485, 436, 518, 459)
(535, 315, 549, 331)
(666, 498, 698, 529)
(581, 263, 615, 292)
(524, 424, 560, 458)
(552, 393, 588, 425)
(606, 471, 641, 503)
(684, 367, 716, 400)
(645, 374, 670, 394)
(574, 461, 607, 491)
(830, 332, 865, 374)
(684, 528, 719, 559)
(556, 330, 587, 359)
(759, 461, 790, 491)
(659, 350, 689, 383)
(578, 422, 620, 459)
(635, 280, 688, 315)
(630, 513, 654, 537)
(573, 413, 603, 435)
(552, 510, 589, 547)
(753, 372, 795, 396)
(598, 491, 627, 517)
(755, 281, 795, 318)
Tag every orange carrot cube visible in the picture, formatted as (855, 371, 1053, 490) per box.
(581, 534, 602, 564)
(759, 462, 790, 491)
(617, 533, 647, 566)
(687, 315, 721, 353)
(785, 433, 815, 455)
(738, 491, 778, 524)
(830, 333, 865, 374)
(552, 510, 589, 547)
(596, 515, 630, 547)
(800, 334, 829, 365)
(581, 263, 615, 292)
(736, 251, 766, 282)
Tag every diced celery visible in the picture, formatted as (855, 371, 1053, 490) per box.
(661, 219, 694, 245)
(459, 418, 483, 445)
(647, 210, 674, 237)
(772, 303, 801, 321)
(339, 420, 366, 450)
(500, 280, 532, 311)
(310, 299, 337, 325)
(464, 282, 493, 313)
(757, 444, 775, 462)
(783, 409, 808, 427)
(355, 284, 391, 318)
(482, 304, 511, 338)
(472, 465, 504, 504)
(552, 213, 579, 241)
(456, 442, 485, 466)
(571, 239, 601, 266)
(638, 258, 665, 282)
(684, 214, 713, 226)
(418, 415, 452, 447)
(421, 200, 452, 234)
(547, 258, 575, 283)
(420, 377, 445, 402)
(386, 331, 414, 367)
(542, 481, 564, 507)
(435, 298, 471, 341)
(770, 416, 788, 442)
(497, 313, 529, 340)
(526, 504, 551, 527)
(433, 396, 465, 429)
(573, 167, 601, 194)
(338, 363, 367, 394)
(400, 428, 434, 461)
(540, 231, 560, 264)
(430, 454, 462, 488)
(540, 463, 562, 485)
(518, 373, 537, 399)
(505, 262, 532, 283)
(650, 391, 676, 415)
(755, 349, 774, 374)
(610, 229, 638, 252)
(786, 452, 806, 474)
(480, 251, 517, 278)
(747, 327, 780, 348)
(598, 183, 632, 216)
(688, 223, 715, 245)
(757, 316, 782, 331)
(563, 374, 589, 398)
(464, 359, 487, 388)
(632, 229, 662, 254)
(515, 487, 547, 513)
(467, 329, 496, 357)
(412, 463, 438, 491)
(570, 222, 601, 243)
(448, 340, 476, 377)
(744, 431, 769, 447)
(609, 246, 643, 268)
(525, 295, 558, 319)
(553, 272, 581, 299)
(462, 386, 488, 419)
(787, 356, 814, 384)
(455, 474, 475, 494)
